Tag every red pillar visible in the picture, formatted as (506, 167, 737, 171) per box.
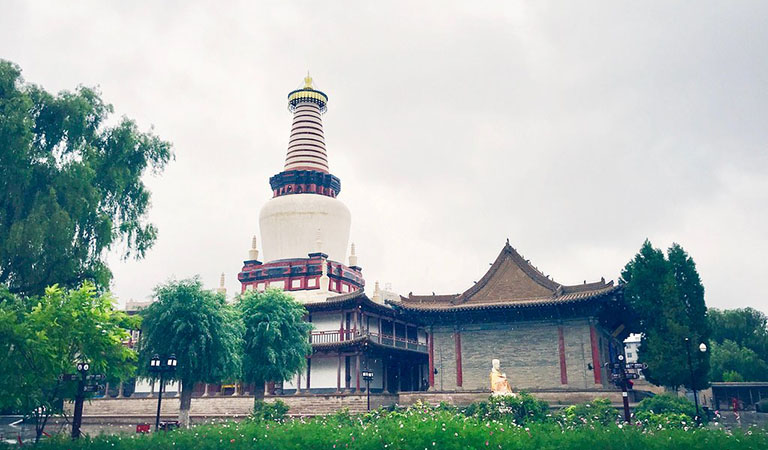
(558, 326, 568, 385)
(428, 330, 435, 388)
(454, 330, 463, 387)
(589, 325, 602, 384)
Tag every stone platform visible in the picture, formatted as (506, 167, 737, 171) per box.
(71, 389, 646, 423)
(69, 394, 398, 423)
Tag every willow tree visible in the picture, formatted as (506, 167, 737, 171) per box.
(138, 278, 241, 427)
(238, 289, 312, 404)
(0, 59, 172, 296)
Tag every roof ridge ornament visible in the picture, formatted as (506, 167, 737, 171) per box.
(304, 71, 313, 89)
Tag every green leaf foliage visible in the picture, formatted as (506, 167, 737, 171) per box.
(0, 59, 172, 296)
(459, 392, 549, 424)
(620, 240, 710, 389)
(635, 394, 697, 422)
(237, 289, 313, 391)
(707, 308, 768, 382)
(19, 404, 768, 450)
(137, 277, 241, 426)
(138, 277, 242, 386)
(249, 400, 289, 422)
(558, 398, 620, 426)
(0, 283, 137, 439)
(709, 340, 768, 382)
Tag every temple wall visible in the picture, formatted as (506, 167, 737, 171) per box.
(311, 312, 341, 331)
(431, 318, 616, 392)
(310, 355, 338, 389)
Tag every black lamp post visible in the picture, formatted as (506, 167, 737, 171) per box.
(149, 354, 177, 431)
(71, 362, 90, 439)
(684, 338, 707, 424)
(361, 369, 374, 411)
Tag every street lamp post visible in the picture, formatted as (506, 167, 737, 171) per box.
(71, 362, 90, 439)
(361, 369, 374, 411)
(684, 338, 707, 424)
(149, 354, 177, 431)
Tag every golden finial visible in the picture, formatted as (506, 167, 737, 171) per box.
(304, 71, 313, 89)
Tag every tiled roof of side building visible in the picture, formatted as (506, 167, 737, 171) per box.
(303, 289, 397, 315)
(390, 241, 621, 312)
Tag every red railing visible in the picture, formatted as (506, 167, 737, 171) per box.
(310, 330, 427, 353)
(309, 329, 359, 344)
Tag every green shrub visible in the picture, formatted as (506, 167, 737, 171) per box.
(636, 393, 696, 416)
(558, 398, 620, 426)
(462, 392, 549, 424)
(250, 399, 289, 422)
(723, 370, 745, 382)
(639, 412, 699, 429)
(636, 394, 697, 423)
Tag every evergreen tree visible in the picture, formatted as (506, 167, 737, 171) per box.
(138, 278, 241, 427)
(0, 60, 172, 296)
(238, 289, 312, 404)
(621, 240, 710, 390)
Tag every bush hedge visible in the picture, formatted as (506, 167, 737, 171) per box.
(635, 394, 697, 420)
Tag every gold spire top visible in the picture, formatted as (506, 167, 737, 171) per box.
(304, 71, 313, 89)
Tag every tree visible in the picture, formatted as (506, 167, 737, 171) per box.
(706, 308, 768, 382)
(238, 289, 312, 404)
(709, 340, 768, 382)
(0, 284, 137, 442)
(137, 278, 241, 427)
(0, 59, 172, 296)
(620, 240, 710, 390)
(709, 308, 768, 359)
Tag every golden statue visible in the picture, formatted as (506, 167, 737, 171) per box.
(490, 359, 514, 395)
(304, 71, 313, 89)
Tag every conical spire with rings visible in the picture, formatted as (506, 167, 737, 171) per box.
(284, 73, 330, 173)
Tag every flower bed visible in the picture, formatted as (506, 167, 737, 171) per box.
(11, 397, 768, 450)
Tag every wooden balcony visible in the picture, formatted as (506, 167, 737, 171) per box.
(310, 330, 427, 353)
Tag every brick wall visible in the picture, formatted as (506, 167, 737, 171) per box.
(431, 318, 615, 392)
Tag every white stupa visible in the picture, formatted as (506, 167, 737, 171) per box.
(238, 75, 364, 302)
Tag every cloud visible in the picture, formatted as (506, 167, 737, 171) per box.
(1, 1, 766, 313)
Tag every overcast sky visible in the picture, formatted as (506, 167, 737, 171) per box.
(2, 1, 767, 313)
